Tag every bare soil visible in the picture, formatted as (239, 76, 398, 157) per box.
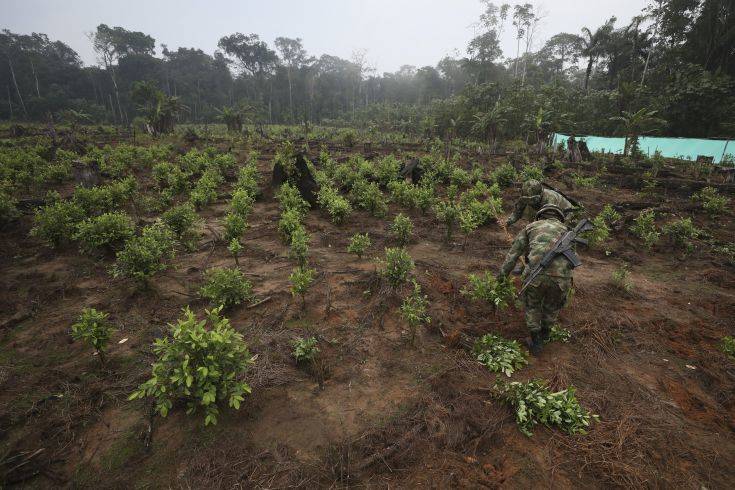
(1, 137, 734, 488)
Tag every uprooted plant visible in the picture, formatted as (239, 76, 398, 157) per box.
(472, 333, 528, 376)
(461, 271, 516, 310)
(494, 379, 599, 436)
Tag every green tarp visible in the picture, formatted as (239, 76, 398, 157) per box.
(551, 133, 734, 164)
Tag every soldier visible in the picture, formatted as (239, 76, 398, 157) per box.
(505, 179, 576, 227)
(499, 204, 574, 355)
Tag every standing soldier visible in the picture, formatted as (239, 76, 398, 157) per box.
(499, 204, 584, 355)
(505, 179, 579, 227)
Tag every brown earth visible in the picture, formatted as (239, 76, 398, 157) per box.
(1, 136, 734, 488)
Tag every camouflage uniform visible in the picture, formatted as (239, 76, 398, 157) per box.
(506, 180, 575, 226)
(499, 214, 573, 347)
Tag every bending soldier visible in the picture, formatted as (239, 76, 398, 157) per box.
(506, 179, 577, 227)
(499, 204, 575, 355)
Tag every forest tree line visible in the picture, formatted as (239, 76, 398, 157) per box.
(1, 0, 733, 142)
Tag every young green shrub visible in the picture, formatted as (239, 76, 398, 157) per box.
(630, 209, 660, 250)
(228, 238, 243, 265)
(347, 233, 371, 259)
(390, 213, 414, 246)
(74, 212, 135, 254)
(73, 177, 138, 216)
(721, 336, 735, 359)
(292, 337, 319, 363)
(520, 164, 544, 182)
(350, 180, 388, 217)
(494, 379, 599, 436)
(490, 163, 517, 188)
(153, 161, 190, 194)
(461, 271, 516, 310)
(433, 200, 460, 242)
(317, 185, 352, 224)
(223, 211, 247, 243)
(288, 226, 310, 267)
(586, 204, 621, 250)
(388, 180, 416, 208)
(338, 128, 358, 147)
(276, 182, 309, 215)
(71, 308, 114, 366)
(161, 203, 200, 248)
(611, 265, 633, 293)
(694, 186, 729, 217)
(190, 168, 222, 209)
(462, 196, 503, 226)
(129, 306, 254, 426)
(662, 217, 703, 254)
(414, 184, 436, 214)
(599, 204, 621, 224)
(112, 222, 176, 286)
(199, 267, 254, 309)
(290, 266, 316, 309)
(458, 207, 480, 245)
(449, 166, 470, 187)
(234, 156, 261, 197)
(400, 280, 431, 342)
(30, 198, 85, 247)
(472, 334, 528, 377)
(231, 189, 255, 218)
(278, 208, 303, 242)
(380, 247, 415, 289)
(571, 173, 599, 188)
(375, 154, 401, 186)
(587, 214, 610, 250)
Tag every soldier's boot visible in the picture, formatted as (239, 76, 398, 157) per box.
(527, 331, 543, 356)
(540, 326, 550, 343)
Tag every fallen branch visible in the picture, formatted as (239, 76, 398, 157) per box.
(247, 296, 272, 309)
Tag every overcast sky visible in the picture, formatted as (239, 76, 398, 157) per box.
(4, 0, 648, 73)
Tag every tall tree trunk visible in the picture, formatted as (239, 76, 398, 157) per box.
(7, 57, 28, 118)
(108, 93, 116, 123)
(108, 66, 124, 124)
(287, 66, 294, 122)
(7, 85, 13, 119)
(30, 59, 41, 97)
(584, 57, 594, 91)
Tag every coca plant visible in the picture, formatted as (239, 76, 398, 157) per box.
(130, 307, 254, 426)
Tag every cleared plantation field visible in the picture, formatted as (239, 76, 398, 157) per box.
(1, 128, 734, 488)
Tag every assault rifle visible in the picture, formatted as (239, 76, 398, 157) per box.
(519, 218, 594, 294)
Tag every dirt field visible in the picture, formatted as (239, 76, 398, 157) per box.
(1, 132, 734, 488)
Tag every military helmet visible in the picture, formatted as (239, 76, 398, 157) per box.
(536, 204, 565, 221)
(522, 179, 543, 197)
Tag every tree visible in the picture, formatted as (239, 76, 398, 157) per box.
(218, 33, 278, 119)
(541, 33, 584, 80)
(472, 101, 508, 151)
(610, 108, 666, 156)
(91, 24, 155, 123)
(274, 37, 308, 122)
(131, 80, 187, 134)
(580, 18, 616, 91)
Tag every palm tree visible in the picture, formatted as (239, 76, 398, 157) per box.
(472, 102, 508, 153)
(580, 18, 616, 91)
(610, 108, 666, 157)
